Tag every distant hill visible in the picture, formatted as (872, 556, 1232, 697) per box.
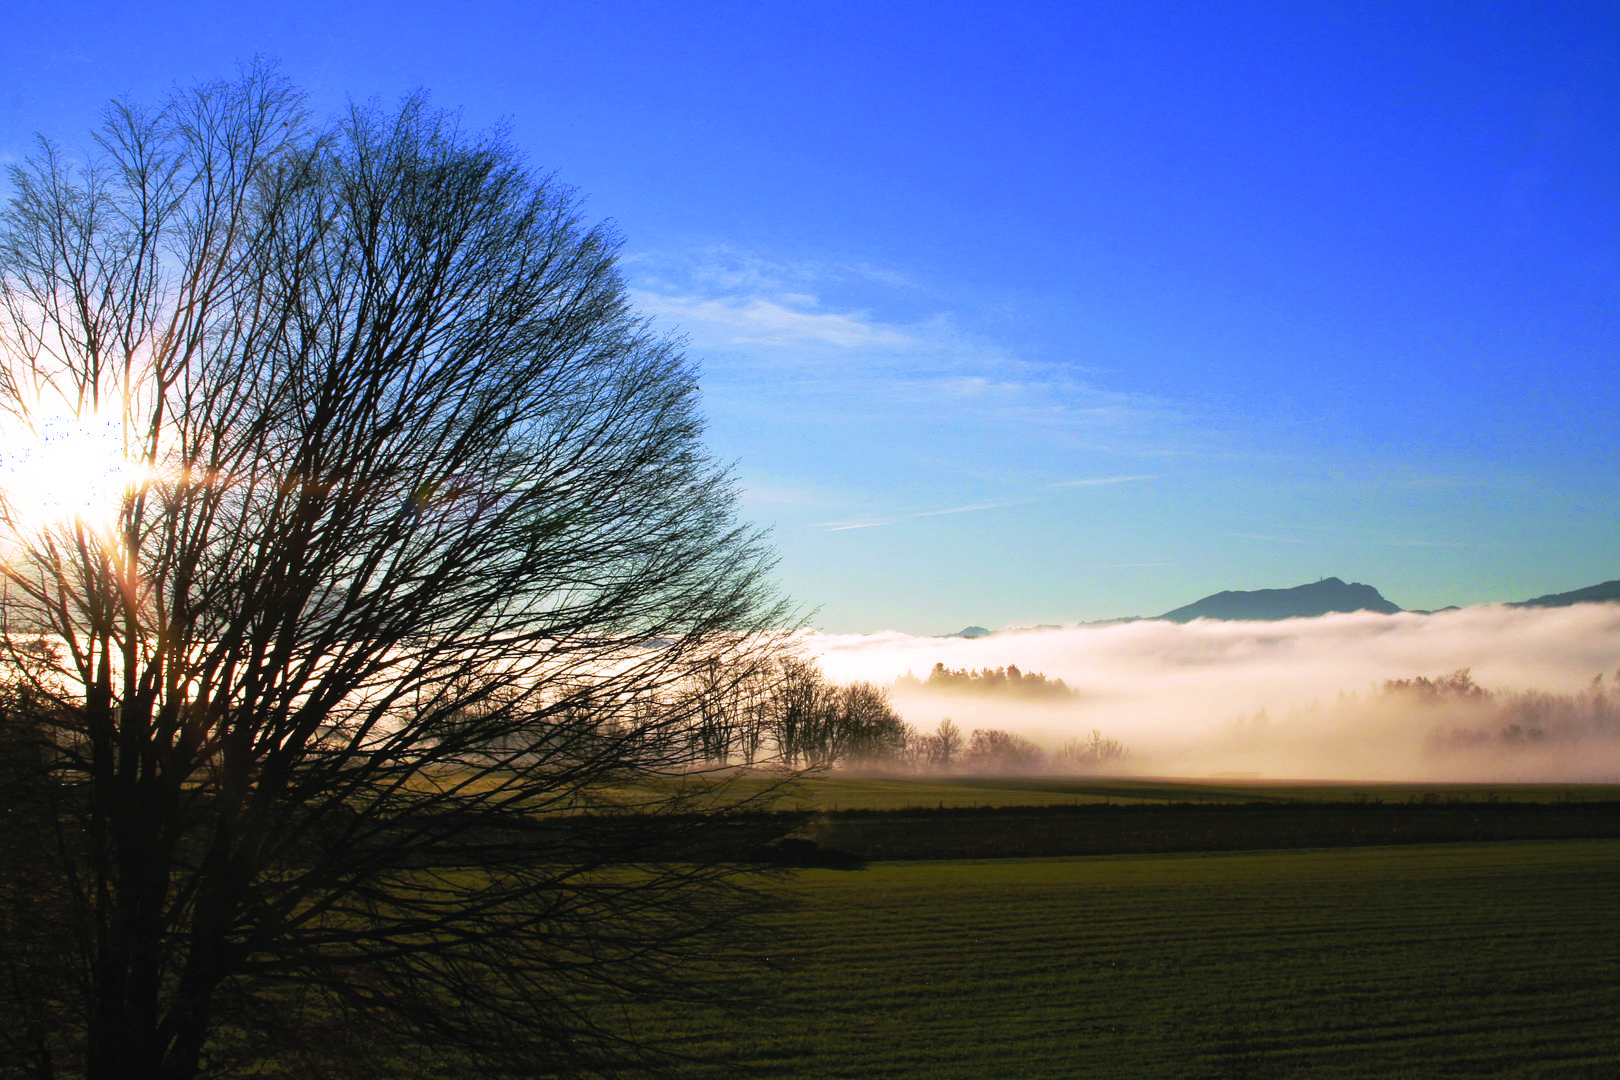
(934, 576, 1620, 636)
(1510, 579, 1620, 608)
(1156, 577, 1401, 623)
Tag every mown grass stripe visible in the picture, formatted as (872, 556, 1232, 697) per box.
(627, 839, 1620, 1079)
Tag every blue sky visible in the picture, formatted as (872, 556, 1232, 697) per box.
(4, 2, 1617, 633)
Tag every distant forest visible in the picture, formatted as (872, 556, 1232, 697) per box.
(893, 662, 1078, 702)
(1229, 668, 1620, 760)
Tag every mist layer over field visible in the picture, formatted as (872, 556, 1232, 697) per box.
(807, 604, 1620, 782)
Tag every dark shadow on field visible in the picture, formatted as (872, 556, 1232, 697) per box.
(752, 835, 866, 869)
(806, 800, 1620, 860)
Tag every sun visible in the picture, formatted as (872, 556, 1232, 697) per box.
(0, 400, 152, 542)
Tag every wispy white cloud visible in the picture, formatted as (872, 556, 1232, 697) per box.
(1053, 474, 1156, 488)
(811, 497, 1034, 533)
(813, 518, 897, 532)
(627, 244, 1214, 536)
(629, 246, 1173, 424)
(630, 292, 913, 351)
(625, 244, 918, 299)
(912, 498, 1033, 519)
(808, 477, 1149, 536)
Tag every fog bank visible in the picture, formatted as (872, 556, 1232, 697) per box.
(805, 605, 1620, 782)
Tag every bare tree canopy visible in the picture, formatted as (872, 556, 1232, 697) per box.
(0, 67, 795, 1079)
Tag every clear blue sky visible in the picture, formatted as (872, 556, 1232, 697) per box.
(5, 2, 1617, 633)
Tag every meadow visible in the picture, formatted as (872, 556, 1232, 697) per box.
(644, 838, 1620, 1079)
(771, 773, 1620, 811)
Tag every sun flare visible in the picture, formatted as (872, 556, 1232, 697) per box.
(0, 401, 151, 540)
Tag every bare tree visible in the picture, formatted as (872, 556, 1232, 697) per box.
(924, 717, 963, 771)
(768, 656, 838, 766)
(1057, 729, 1130, 772)
(965, 728, 1046, 772)
(683, 653, 780, 766)
(0, 68, 795, 1079)
(830, 681, 908, 766)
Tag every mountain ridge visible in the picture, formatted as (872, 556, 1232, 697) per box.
(938, 576, 1620, 637)
(1510, 579, 1620, 609)
(1156, 577, 1401, 623)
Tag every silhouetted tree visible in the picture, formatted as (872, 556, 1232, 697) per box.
(916, 717, 963, 771)
(965, 728, 1046, 772)
(1383, 668, 1490, 703)
(1230, 669, 1620, 766)
(908, 662, 1076, 701)
(682, 653, 779, 765)
(832, 681, 909, 765)
(769, 657, 839, 766)
(0, 69, 794, 1079)
(759, 662, 911, 768)
(0, 684, 82, 1075)
(1058, 729, 1130, 771)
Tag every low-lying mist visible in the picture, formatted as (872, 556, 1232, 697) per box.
(806, 604, 1620, 782)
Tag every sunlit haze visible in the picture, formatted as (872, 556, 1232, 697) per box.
(806, 605, 1620, 782)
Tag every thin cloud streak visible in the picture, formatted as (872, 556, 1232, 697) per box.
(912, 498, 1035, 519)
(1052, 474, 1156, 488)
(811, 498, 1031, 532)
(805, 480, 1155, 536)
(814, 519, 894, 532)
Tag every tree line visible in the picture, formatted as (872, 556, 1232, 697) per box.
(893, 661, 1078, 701)
(676, 658, 1126, 774)
(1228, 668, 1620, 760)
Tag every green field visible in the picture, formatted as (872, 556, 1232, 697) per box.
(639, 839, 1620, 1079)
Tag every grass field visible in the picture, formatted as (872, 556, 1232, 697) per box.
(638, 839, 1620, 1079)
(769, 773, 1620, 811)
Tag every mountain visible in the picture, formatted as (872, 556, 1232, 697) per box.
(1156, 577, 1401, 623)
(1510, 579, 1620, 608)
(937, 576, 1620, 636)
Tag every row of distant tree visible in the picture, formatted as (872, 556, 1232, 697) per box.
(1228, 668, 1620, 756)
(676, 658, 1124, 773)
(893, 662, 1078, 701)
